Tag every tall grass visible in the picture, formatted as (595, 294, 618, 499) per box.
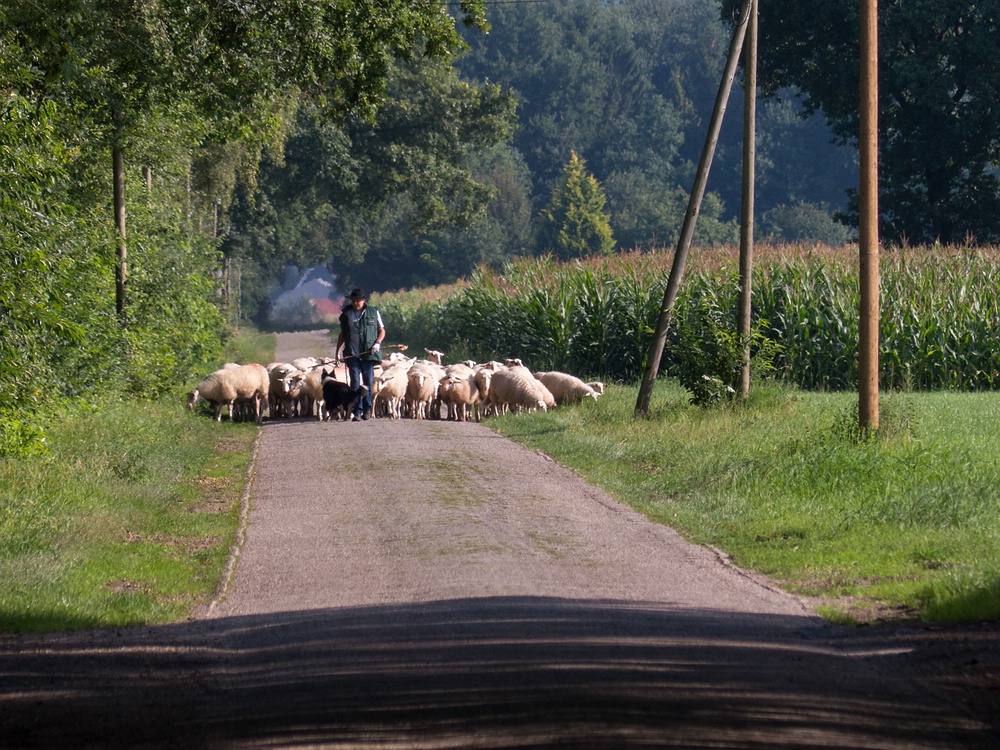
(374, 283, 465, 357)
(221, 326, 280, 367)
(385, 245, 1000, 391)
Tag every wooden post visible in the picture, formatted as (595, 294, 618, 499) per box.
(738, 0, 757, 400)
(635, 0, 754, 417)
(859, 0, 880, 430)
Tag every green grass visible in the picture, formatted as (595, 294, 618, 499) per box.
(487, 382, 1000, 625)
(0, 329, 274, 633)
(223, 326, 279, 366)
(0, 398, 256, 632)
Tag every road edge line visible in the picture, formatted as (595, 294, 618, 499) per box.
(204, 427, 262, 618)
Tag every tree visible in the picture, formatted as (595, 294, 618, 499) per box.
(457, 0, 855, 252)
(720, 0, 1000, 244)
(538, 151, 615, 259)
(5, 0, 492, 320)
(223, 53, 517, 313)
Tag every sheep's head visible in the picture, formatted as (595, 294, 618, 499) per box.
(186, 389, 201, 409)
(282, 375, 305, 396)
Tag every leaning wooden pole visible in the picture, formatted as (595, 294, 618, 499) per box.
(737, 0, 758, 400)
(858, 0, 880, 430)
(635, 0, 754, 417)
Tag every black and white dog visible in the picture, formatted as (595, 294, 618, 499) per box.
(321, 376, 368, 422)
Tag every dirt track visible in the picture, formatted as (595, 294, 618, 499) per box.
(0, 330, 997, 748)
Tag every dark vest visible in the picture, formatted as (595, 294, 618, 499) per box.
(339, 305, 382, 362)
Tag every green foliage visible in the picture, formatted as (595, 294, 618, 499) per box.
(756, 249, 1000, 391)
(760, 202, 853, 246)
(721, 0, 1000, 244)
(378, 293, 450, 360)
(221, 327, 276, 367)
(430, 258, 665, 378)
(672, 273, 782, 406)
(537, 151, 615, 259)
(383, 247, 1000, 393)
(225, 56, 518, 308)
(4, 0, 495, 450)
(456, 0, 856, 260)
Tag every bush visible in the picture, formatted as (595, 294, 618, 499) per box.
(672, 272, 782, 406)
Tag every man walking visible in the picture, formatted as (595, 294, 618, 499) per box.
(336, 288, 385, 421)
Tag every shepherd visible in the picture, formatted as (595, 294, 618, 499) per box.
(336, 288, 385, 421)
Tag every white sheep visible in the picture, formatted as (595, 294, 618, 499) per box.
(536, 371, 601, 406)
(386, 351, 412, 364)
(485, 369, 547, 415)
(373, 366, 409, 419)
(405, 360, 445, 418)
(289, 356, 320, 372)
(187, 364, 270, 424)
(444, 362, 476, 379)
(507, 364, 557, 410)
(473, 368, 495, 416)
(438, 371, 481, 421)
(405, 362, 444, 419)
(268, 363, 302, 418)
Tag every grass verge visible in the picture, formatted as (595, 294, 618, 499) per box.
(487, 381, 1000, 625)
(0, 330, 273, 634)
(0, 398, 256, 633)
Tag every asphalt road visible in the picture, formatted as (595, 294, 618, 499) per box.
(0, 331, 996, 748)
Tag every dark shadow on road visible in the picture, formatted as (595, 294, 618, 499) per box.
(0, 597, 993, 748)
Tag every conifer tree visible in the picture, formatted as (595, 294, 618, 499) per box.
(538, 151, 615, 259)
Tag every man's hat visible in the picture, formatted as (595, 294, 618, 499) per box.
(348, 288, 367, 301)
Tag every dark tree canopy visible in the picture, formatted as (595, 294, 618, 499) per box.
(721, 0, 1000, 244)
(458, 0, 856, 254)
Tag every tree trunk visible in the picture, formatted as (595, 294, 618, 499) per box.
(113, 112, 127, 324)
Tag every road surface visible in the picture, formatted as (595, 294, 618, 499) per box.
(0, 331, 996, 748)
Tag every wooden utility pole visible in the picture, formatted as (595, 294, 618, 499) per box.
(635, 0, 754, 417)
(737, 0, 757, 400)
(859, 0, 880, 429)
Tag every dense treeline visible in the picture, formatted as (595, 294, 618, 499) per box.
(7, 0, 1000, 455)
(720, 0, 1000, 245)
(456, 0, 857, 250)
(238, 0, 857, 306)
(382, 248, 1000, 394)
(1, 0, 496, 455)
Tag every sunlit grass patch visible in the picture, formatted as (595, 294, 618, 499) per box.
(489, 382, 1000, 624)
(0, 398, 254, 633)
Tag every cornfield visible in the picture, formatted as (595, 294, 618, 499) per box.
(383, 245, 1000, 390)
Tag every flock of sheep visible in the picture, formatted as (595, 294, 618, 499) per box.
(186, 349, 604, 424)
